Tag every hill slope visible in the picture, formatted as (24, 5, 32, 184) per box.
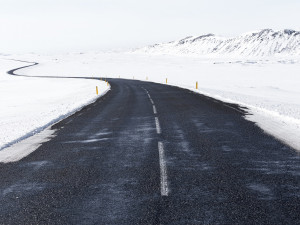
(135, 29, 300, 57)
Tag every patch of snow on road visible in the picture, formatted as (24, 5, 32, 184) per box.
(0, 128, 56, 163)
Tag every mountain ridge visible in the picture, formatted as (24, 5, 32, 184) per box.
(135, 29, 300, 57)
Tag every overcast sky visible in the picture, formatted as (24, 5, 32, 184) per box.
(0, 0, 299, 53)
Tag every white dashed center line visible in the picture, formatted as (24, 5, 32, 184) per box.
(143, 87, 169, 196)
(158, 142, 169, 196)
(153, 105, 157, 114)
(155, 117, 161, 134)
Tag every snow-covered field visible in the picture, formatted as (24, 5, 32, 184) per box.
(11, 52, 300, 151)
(0, 58, 109, 152)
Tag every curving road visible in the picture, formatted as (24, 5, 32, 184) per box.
(0, 63, 300, 224)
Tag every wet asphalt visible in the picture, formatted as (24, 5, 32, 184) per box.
(0, 78, 300, 225)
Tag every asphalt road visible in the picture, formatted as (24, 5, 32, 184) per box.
(1, 70, 300, 224)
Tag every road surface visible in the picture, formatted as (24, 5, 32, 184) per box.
(1, 68, 300, 224)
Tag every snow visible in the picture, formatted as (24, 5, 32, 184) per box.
(1, 44, 300, 159)
(11, 52, 300, 152)
(0, 58, 110, 157)
(0, 128, 56, 163)
(135, 29, 300, 57)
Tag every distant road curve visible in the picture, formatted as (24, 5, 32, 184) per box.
(7, 59, 96, 80)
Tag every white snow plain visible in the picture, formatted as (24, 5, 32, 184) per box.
(14, 52, 300, 151)
(0, 58, 109, 156)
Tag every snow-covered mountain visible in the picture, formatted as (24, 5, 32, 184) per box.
(135, 29, 300, 57)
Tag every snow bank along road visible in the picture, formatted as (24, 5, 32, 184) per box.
(0, 76, 300, 224)
(0, 59, 109, 152)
